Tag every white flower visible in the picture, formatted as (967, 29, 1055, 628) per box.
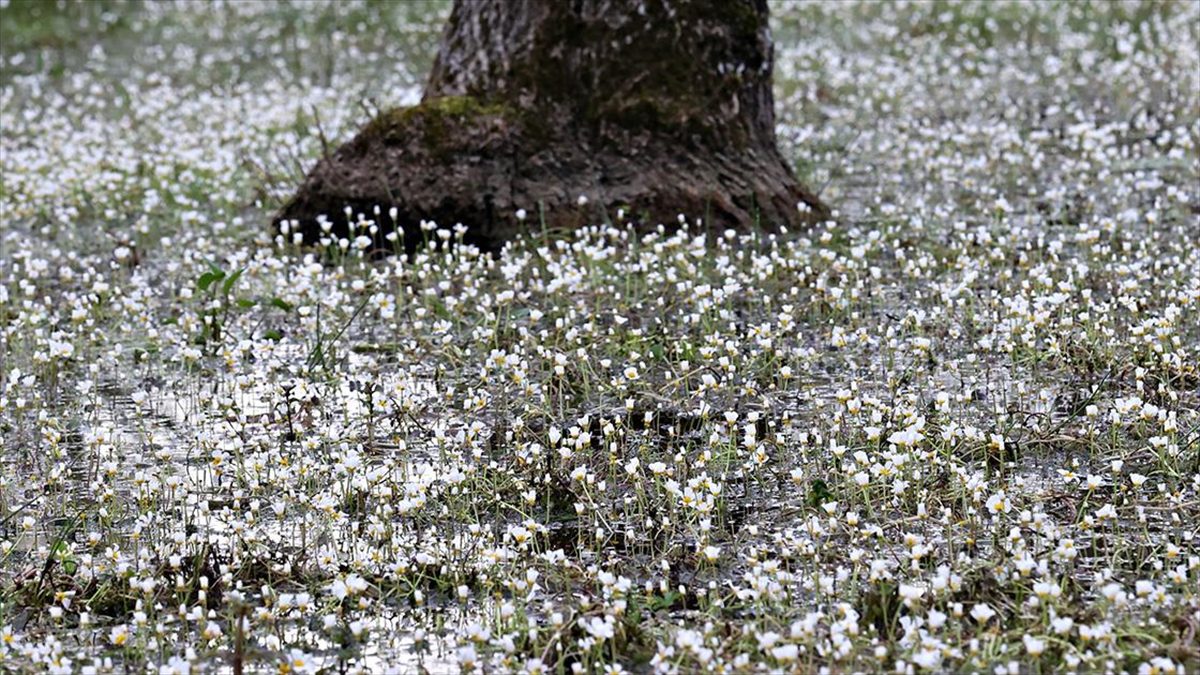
(970, 603, 996, 623)
(913, 648, 942, 670)
(770, 644, 798, 662)
(926, 609, 946, 630)
(158, 656, 190, 675)
(986, 491, 1011, 515)
(456, 645, 478, 669)
(1033, 581, 1061, 599)
(888, 427, 923, 447)
(49, 338, 75, 359)
(284, 649, 316, 673)
(898, 583, 924, 605)
(584, 615, 615, 640)
(624, 457, 640, 476)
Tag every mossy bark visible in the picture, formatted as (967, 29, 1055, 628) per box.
(277, 0, 829, 251)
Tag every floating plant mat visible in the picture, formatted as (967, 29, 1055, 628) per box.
(2, 0, 1199, 673)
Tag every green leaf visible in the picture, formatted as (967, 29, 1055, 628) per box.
(270, 297, 294, 312)
(222, 267, 245, 295)
(264, 329, 282, 341)
(649, 591, 682, 612)
(236, 298, 256, 309)
(626, 604, 642, 626)
(197, 269, 225, 292)
(807, 478, 833, 508)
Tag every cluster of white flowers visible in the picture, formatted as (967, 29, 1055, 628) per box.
(1, 0, 1197, 673)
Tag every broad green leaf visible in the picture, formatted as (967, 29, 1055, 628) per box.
(222, 267, 245, 295)
(197, 270, 225, 292)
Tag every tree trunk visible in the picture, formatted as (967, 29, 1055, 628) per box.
(276, 0, 829, 251)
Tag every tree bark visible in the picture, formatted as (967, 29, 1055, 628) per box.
(276, 0, 829, 251)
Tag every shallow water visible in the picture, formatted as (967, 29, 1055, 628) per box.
(2, 1, 1198, 672)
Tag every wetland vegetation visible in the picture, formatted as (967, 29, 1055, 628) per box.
(1, 0, 1198, 672)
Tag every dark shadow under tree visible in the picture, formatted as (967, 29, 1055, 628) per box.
(275, 0, 830, 251)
